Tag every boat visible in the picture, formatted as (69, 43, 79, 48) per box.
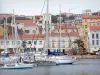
(49, 56, 76, 65)
(40, 0, 76, 65)
(0, 10, 34, 69)
(55, 58, 75, 65)
(0, 63, 33, 69)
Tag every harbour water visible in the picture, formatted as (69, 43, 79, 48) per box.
(0, 59, 100, 75)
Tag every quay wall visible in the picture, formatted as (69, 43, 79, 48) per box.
(69, 55, 100, 59)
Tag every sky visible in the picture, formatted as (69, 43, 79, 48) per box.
(0, 0, 100, 15)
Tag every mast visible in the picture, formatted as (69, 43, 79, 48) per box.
(59, 5, 62, 51)
(50, 16, 51, 50)
(45, 0, 49, 50)
(4, 18, 8, 53)
(11, 14, 15, 52)
(13, 9, 18, 53)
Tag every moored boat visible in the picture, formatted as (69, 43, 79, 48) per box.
(0, 63, 33, 69)
(55, 58, 75, 65)
(49, 56, 76, 65)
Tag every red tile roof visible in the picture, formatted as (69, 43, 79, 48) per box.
(35, 15, 42, 19)
(0, 32, 79, 40)
(8, 34, 44, 39)
(82, 16, 100, 19)
(15, 20, 36, 26)
(56, 26, 76, 29)
(50, 32, 79, 37)
(88, 21, 100, 23)
(21, 34, 44, 38)
(89, 26, 100, 30)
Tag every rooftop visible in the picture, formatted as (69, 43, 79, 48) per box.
(83, 16, 100, 19)
(50, 32, 79, 37)
(89, 26, 100, 30)
(56, 26, 76, 29)
(15, 20, 36, 26)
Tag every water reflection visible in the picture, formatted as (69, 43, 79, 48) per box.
(0, 59, 100, 75)
(80, 70, 88, 75)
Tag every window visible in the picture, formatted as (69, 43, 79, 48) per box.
(39, 21, 42, 23)
(85, 32, 87, 35)
(34, 41, 36, 45)
(72, 29, 74, 32)
(85, 20, 87, 22)
(58, 39, 60, 43)
(52, 40, 55, 42)
(65, 29, 67, 32)
(62, 45, 65, 48)
(58, 43, 60, 48)
(39, 41, 42, 44)
(96, 40, 99, 45)
(1, 41, 4, 45)
(12, 41, 15, 45)
(33, 30, 36, 34)
(48, 21, 49, 24)
(45, 21, 46, 24)
(92, 40, 94, 45)
(85, 25, 87, 28)
(25, 30, 29, 33)
(92, 34, 94, 39)
(57, 49, 60, 52)
(62, 39, 65, 43)
(96, 34, 99, 39)
(58, 30, 59, 32)
(18, 41, 20, 44)
(52, 43, 55, 48)
(38, 48, 43, 51)
(97, 23, 99, 25)
(61, 40, 65, 48)
(28, 41, 31, 44)
(6, 41, 9, 45)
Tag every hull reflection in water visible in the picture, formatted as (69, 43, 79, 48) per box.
(0, 59, 100, 75)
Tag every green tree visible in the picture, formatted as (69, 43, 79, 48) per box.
(51, 15, 57, 23)
(68, 15, 75, 20)
(61, 14, 66, 22)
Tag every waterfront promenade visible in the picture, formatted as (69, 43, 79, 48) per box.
(66, 55, 100, 59)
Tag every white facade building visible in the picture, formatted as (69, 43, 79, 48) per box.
(0, 36, 44, 52)
(88, 26, 100, 53)
(82, 9, 92, 16)
(49, 36, 79, 51)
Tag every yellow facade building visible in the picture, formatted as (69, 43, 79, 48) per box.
(0, 24, 4, 36)
(81, 16, 100, 51)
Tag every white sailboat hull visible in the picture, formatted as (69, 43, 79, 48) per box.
(55, 59, 75, 65)
(49, 56, 76, 65)
(0, 63, 33, 69)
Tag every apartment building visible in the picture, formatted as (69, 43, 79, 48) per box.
(49, 25, 79, 51)
(0, 34, 44, 52)
(0, 24, 4, 36)
(81, 16, 100, 51)
(88, 26, 100, 53)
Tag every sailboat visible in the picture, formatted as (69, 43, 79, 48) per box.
(0, 18, 9, 57)
(49, 5, 76, 65)
(0, 9, 33, 69)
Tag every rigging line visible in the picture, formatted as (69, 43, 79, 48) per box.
(41, 0, 47, 15)
(59, 5, 62, 50)
(30, 0, 46, 49)
(64, 22, 72, 49)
